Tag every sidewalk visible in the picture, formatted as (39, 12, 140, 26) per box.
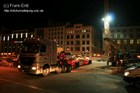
(73, 60, 112, 74)
(75, 60, 124, 76)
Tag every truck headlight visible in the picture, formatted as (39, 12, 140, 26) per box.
(17, 65, 21, 68)
(31, 67, 37, 70)
(124, 71, 130, 76)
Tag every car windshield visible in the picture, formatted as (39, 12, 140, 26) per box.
(21, 43, 39, 53)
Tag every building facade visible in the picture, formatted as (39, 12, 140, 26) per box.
(44, 24, 96, 56)
(0, 24, 96, 56)
(109, 26, 140, 51)
(0, 29, 35, 55)
(65, 24, 95, 55)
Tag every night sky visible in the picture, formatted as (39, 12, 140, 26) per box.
(1, 0, 140, 31)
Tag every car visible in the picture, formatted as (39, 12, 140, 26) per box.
(76, 55, 91, 66)
(123, 63, 140, 88)
(64, 53, 79, 69)
(122, 58, 140, 70)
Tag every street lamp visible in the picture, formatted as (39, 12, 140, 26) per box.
(102, 15, 112, 39)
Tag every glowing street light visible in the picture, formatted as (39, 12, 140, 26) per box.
(102, 14, 112, 57)
(102, 15, 112, 22)
(102, 15, 112, 38)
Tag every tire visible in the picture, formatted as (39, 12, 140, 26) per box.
(56, 66, 62, 73)
(42, 67, 50, 77)
(61, 65, 67, 73)
(66, 65, 72, 73)
(75, 62, 79, 68)
(88, 60, 92, 64)
(134, 79, 140, 88)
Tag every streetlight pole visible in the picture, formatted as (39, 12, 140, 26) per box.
(102, 15, 111, 57)
(102, 0, 112, 58)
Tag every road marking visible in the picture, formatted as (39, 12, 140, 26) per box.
(0, 78, 58, 93)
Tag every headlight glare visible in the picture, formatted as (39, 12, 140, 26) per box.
(124, 71, 130, 76)
(31, 67, 37, 70)
(17, 65, 21, 68)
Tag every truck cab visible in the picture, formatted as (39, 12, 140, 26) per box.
(18, 38, 71, 76)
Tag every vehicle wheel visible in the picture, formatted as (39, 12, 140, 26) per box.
(134, 79, 140, 88)
(88, 60, 92, 64)
(75, 62, 79, 68)
(61, 65, 67, 73)
(66, 65, 72, 73)
(56, 66, 62, 73)
(42, 67, 50, 77)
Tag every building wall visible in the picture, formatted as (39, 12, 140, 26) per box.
(0, 24, 96, 56)
(65, 24, 95, 55)
(41, 24, 95, 55)
(0, 29, 35, 55)
(110, 26, 140, 51)
(43, 26, 65, 50)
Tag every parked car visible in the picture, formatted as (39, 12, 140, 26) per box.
(123, 63, 140, 88)
(64, 53, 79, 69)
(76, 55, 91, 66)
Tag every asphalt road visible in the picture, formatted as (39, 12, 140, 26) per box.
(0, 61, 140, 93)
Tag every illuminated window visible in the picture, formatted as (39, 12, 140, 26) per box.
(7, 36, 9, 41)
(25, 33, 28, 38)
(16, 33, 18, 38)
(137, 39, 140, 44)
(117, 40, 121, 44)
(82, 30, 86, 32)
(3, 36, 5, 41)
(123, 40, 127, 44)
(130, 39, 134, 44)
(31, 34, 33, 38)
(21, 33, 23, 38)
(11, 34, 14, 38)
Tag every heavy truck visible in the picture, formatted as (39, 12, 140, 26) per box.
(17, 38, 72, 76)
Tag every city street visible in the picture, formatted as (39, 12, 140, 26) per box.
(1, 0, 140, 93)
(0, 61, 140, 93)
